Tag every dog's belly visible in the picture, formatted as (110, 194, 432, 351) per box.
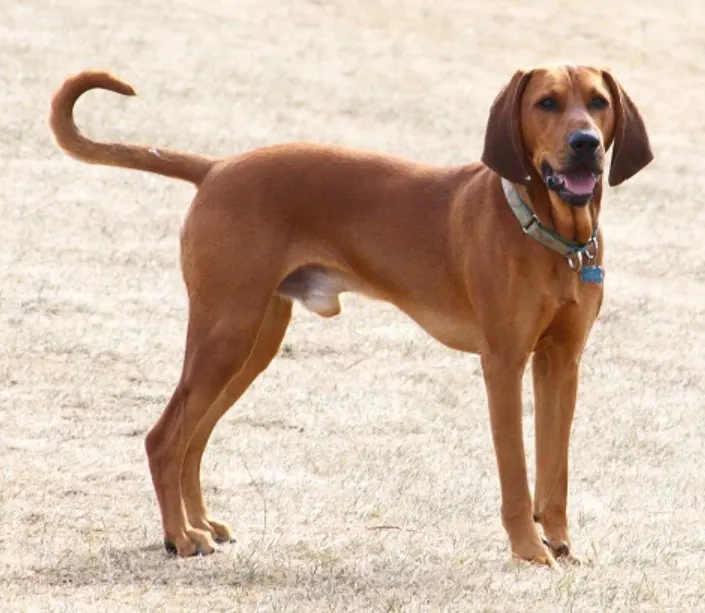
(278, 265, 483, 354)
(402, 306, 484, 353)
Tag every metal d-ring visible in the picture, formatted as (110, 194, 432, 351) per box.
(584, 236, 599, 262)
(566, 250, 584, 271)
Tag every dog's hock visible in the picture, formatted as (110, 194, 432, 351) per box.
(277, 265, 345, 317)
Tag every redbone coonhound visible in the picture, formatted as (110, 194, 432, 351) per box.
(50, 65, 652, 567)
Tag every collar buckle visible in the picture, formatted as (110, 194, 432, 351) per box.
(522, 215, 539, 234)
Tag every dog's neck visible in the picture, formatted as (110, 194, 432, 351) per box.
(517, 175, 602, 245)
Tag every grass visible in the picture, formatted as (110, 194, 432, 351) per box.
(2, 0, 705, 610)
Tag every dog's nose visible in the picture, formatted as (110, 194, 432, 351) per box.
(568, 130, 600, 155)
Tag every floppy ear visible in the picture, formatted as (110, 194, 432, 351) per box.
(602, 71, 653, 186)
(481, 70, 533, 184)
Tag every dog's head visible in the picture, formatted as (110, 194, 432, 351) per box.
(482, 65, 652, 207)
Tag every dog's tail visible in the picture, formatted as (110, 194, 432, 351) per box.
(50, 71, 216, 185)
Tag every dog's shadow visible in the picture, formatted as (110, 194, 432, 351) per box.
(12, 532, 536, 594)
(10, 543, 298, 590)
(9, 541, 404, 592)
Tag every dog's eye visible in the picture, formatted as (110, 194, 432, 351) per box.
(536, 97, 558, 111)
(589, 95, 609, 110)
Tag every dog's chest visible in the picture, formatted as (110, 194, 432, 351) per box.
(554, 265, 604, 308)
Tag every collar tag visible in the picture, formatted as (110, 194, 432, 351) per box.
(580, 265, 604, 285)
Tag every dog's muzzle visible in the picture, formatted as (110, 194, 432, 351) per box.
(542, 130, 603, 207)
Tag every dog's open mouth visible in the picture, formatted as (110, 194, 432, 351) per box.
(541, 162, 599, 207)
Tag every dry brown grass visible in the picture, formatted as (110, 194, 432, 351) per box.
(2, 0, 705, 610)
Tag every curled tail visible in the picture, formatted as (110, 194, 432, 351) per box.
(50, 71, 216, 185)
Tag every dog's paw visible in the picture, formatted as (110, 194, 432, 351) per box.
(205, 517, 236, 544)
(163, 528, 219, 557)
(541, 538, 592, 566)
(188, 516, 236, 544)
(510, 541, 559, 570)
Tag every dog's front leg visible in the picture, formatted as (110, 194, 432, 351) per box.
(531, 339, 584, 563)
(481, 353, 557, 567)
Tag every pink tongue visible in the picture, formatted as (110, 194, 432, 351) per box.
(560, 173, 597, 195)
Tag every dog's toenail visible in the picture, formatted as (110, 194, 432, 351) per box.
(215, 535, 236, 544)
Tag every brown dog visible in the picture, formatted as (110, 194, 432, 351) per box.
(50, 65, 652, 567)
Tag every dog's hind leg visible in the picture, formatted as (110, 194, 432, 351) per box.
(144, 206, 285, 555)
(145, 297, 272, 556)
(180, 294, 292, 544)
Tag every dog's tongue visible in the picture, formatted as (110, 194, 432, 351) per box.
(559, 172, 597, 195)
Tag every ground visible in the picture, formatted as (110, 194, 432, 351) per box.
(2, 0, 705, 611)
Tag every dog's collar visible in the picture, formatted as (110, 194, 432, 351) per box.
(501, 178, 599, 271)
